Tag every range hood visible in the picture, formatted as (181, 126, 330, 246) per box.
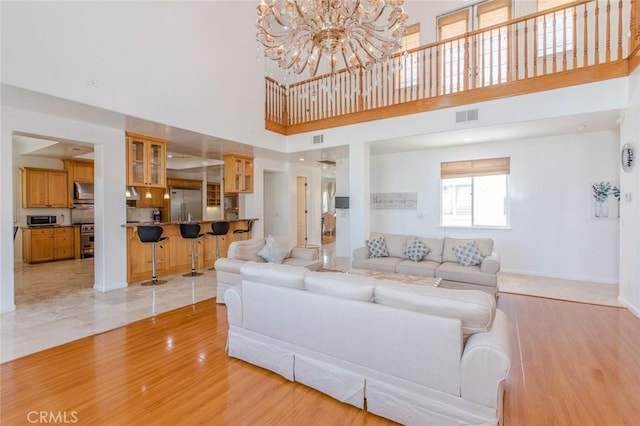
(126, 186, 140, 201)
(74, 182, 94, 205)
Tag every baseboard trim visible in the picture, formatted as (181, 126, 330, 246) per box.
(499, 268, 618, 286)
(618, 296, 640, 318)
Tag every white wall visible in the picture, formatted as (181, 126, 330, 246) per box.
(369, 130, 620, 283)
(263, 171, 289, 237)
(618, 66, 640, 315)
(1, 1, 281, 151)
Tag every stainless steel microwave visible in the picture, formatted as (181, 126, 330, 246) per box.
(26, 215, 57, 226)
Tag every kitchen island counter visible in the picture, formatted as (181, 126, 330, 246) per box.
(125, 218, 257, 284)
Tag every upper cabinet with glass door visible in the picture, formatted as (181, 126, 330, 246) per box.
(223, 153, 253, 193)
(126, 132, 167, 188)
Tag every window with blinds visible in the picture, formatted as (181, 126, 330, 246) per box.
(437, 1, 511, 92)
(441, 157, 510, 227)
(400, 23, 421, 88)
(537, 0, 575, 57)
(438, 10, 468, 94)
(477, 1, 511, 86)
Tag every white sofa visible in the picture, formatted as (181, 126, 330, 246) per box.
(214, 236, 322, 303)
(225, 262, 512, 425)
(353, 232, 501, 296)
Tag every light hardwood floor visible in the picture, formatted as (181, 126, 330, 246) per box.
(2, 292, 639, 424)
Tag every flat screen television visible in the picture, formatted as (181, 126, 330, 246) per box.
(335, 196, 349, 209)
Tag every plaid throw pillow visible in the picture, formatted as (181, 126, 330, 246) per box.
(404, 239, 430, 262)
(452, 242, 484, 266)
(366, 236, 389, 258)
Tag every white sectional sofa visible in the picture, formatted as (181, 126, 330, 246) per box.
(225, 262, 512, 425)
(214, 236, 322, 303)
(352, 232, 501, 296)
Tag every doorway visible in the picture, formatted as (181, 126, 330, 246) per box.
(321, 178, 336, 245)
(13, 134, 96, 306)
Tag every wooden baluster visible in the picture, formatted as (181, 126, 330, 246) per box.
(583, 5, 589, 66)
(515, 24, 520, 80)
(595, 1, 600, 64)
(464, 34, 470, 90)
(616, 0, 623, 60)
(572, 6, 578, 69)
(606, 0, 611, 63)
(524, 21, 529, 79)
(552, 11, 557, 73)
(532, 18, 540, 77)
(561, 9, 567, 71)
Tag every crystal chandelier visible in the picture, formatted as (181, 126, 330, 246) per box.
(256, 0, 409, 78)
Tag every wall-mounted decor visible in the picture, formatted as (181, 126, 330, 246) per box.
(370, 192, 417, 210)
(591, 180, 619, 219)
(620, 143, 634, 172)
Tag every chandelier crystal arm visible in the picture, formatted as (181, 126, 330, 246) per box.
(256, 0, 408, 78)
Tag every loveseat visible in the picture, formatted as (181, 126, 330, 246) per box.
(352, 232, 501, 296)
(214, 236, 322, 303)
(225, 262, 512, 425)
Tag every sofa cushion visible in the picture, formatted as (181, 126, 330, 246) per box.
(371, 232, 407, 259)
(443, 238, 494, 262)
(452, 242, 484, 266)
(258, 235, 288, 264)
(366, 236, 389, 258)
(395, 260, 440, 277)
(414, 237, 444, 263)
(436, 262, 498, 287)
(304, 272, 375, 301)
(283, 257, 323, 270)
(374, 281, 496, 335)
(352, 257, 403, 273)
(233, 239, 267, 262)
(240, 261, 307, 288)
(404, 238, 430, 262)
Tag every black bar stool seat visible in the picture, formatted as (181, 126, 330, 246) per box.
(137, 225, 169, 286)
(233, 219, 255, 240)
(207, 221, 230, 270)
(180, 223, 204, 277)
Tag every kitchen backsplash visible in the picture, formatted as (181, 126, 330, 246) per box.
(127, 208, 158, 223)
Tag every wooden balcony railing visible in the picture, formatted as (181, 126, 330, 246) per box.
(266, 0, 639, 135)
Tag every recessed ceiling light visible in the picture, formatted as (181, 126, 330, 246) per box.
(299, 158, 305, 161)
(463, 137, 473, 142)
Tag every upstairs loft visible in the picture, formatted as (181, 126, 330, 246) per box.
(265, 0, 640, 136)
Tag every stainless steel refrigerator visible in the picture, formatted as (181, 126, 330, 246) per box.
(169, 187, 203, 222)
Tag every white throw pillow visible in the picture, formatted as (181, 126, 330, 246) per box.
(233, 239, 266, 262)
(404, 239, 430, 262)
(366, 236, 389, 258)
(452, 242, 484, 266)
(258, 235, 288, 264)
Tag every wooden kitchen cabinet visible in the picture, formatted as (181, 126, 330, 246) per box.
(21, 167, 69, 208)
(207, 182, 221, 206)
(22, 226, 75, 263)
(167, 178, 202, 189)
(63, 159, 94, 206)
(64, 159, 94, 183)
(126, 132, 167, 188)
(223, 154, 253, 193)
(127, 227, 169, 279)
(134, 187, 166, 208)
(203, 232, 227, 266)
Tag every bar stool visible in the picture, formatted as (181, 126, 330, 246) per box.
(233, 219, 255, 240)
(180, 223, 204, 277)
(207, 221, 230, 270)
(137, 225, 169, 286)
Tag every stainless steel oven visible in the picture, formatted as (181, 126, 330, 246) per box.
(79, 224, 94, 258)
